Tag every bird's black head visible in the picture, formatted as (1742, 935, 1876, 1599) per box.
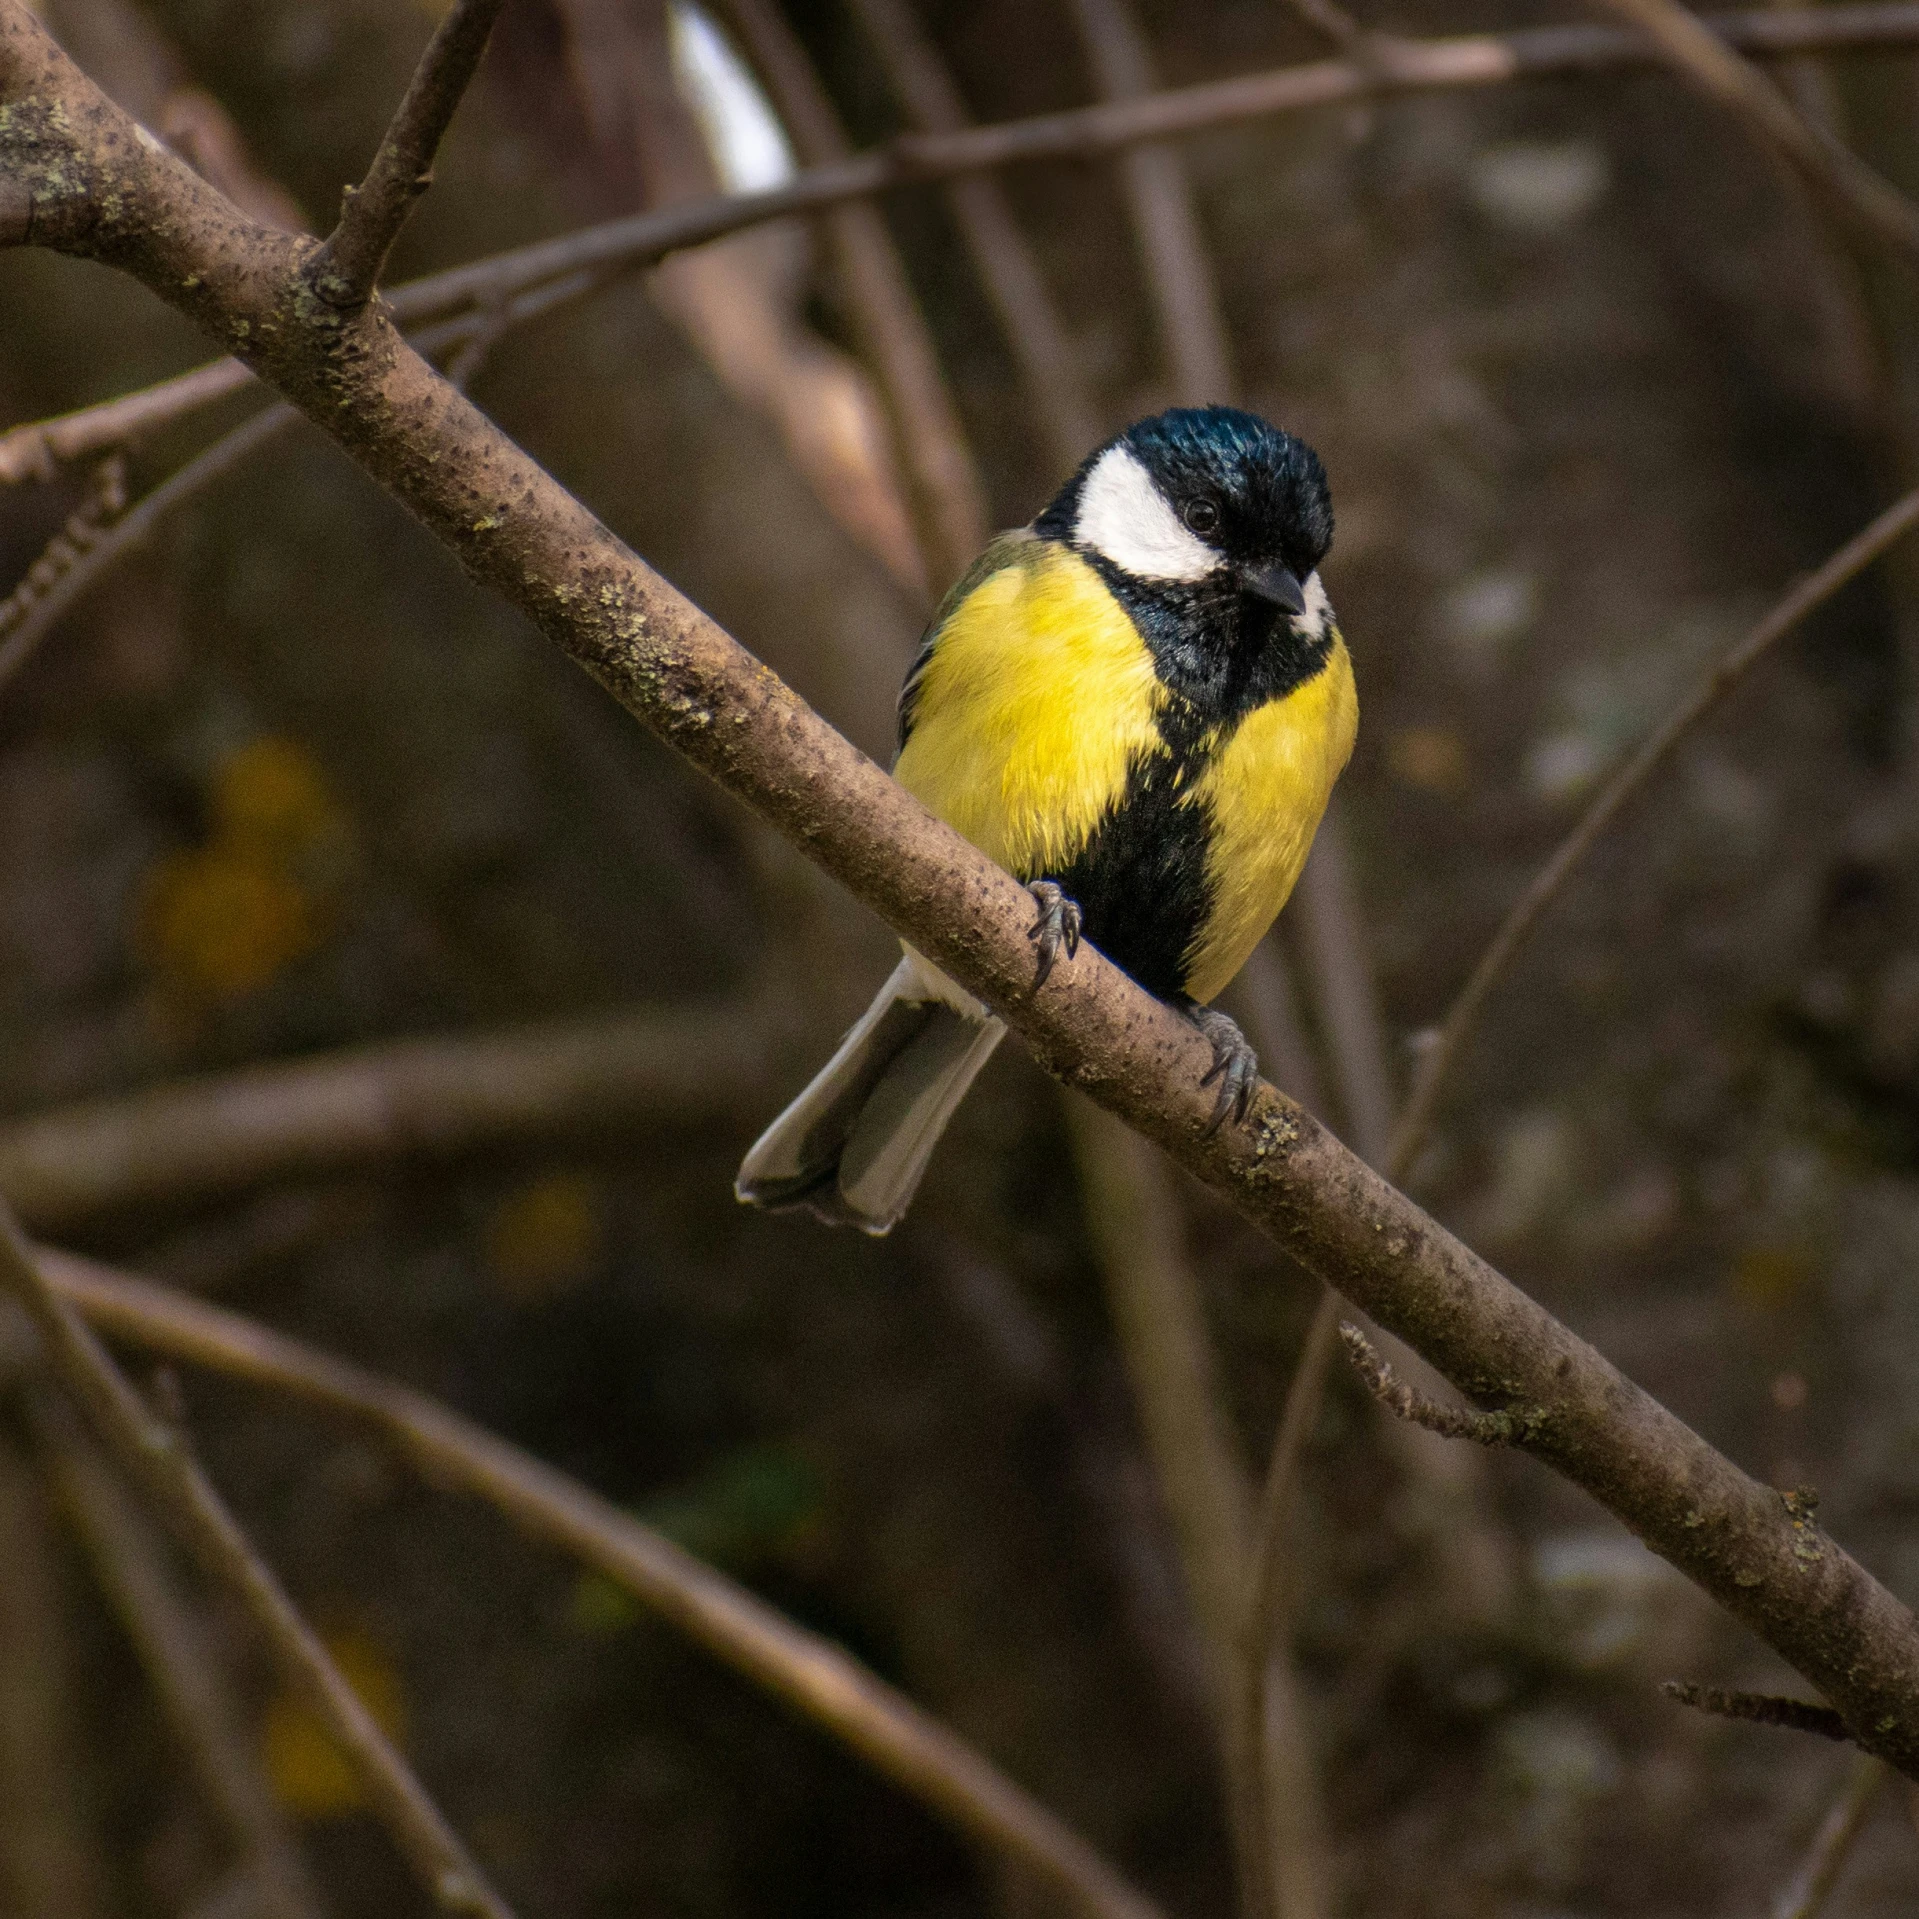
(1035, 406, 1334, 615)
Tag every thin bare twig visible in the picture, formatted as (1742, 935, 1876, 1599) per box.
(1661, 1681, 1852, 1740)
(1064, 1100, 1253, 1706)
(28, 1392, 325, 1919)
(0, 992, 772, 1233)
(1226, 939, 1330, 1118)
(308, 0, 509, 308)
(848, 0, 1102, 461)
(0, 1428, 113, 1919)
(1390, 482, 1919, 1176)
(0, 1209, 515, 1919)
(1774, 1753, 1889, 1919)
(714, 0, 986, 588)
(1242, 1298, 1340, 1668)
(0, 272, 596, 702)
(1290, 832, 1395, 1165)
(1235, 1289, 1339, 1919)
(40, 1249, 1165, 1919)
(13, 4, 1919, 485)
(0, 411, 286, 697)
(1586, 0, 1919, 270)
(0, 451, 126, 657)
(0, 358, 254, 484)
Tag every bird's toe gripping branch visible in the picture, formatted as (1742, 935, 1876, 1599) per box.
(1026, 880, 1082, 990)
(1187, 1003, 1259, 1135)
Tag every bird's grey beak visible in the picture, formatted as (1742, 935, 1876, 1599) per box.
(1241, 561, 1307, 614)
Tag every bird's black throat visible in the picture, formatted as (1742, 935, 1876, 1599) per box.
(1076, 549, 1334, 726)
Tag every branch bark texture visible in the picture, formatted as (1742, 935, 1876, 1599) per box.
(8, 3, 1919, 1779)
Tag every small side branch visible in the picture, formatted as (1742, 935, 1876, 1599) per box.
(0, 1206, 517, 1919)
(1339, 1323, 1535, 1446)
(0, 455, 126, 645)
(1662, 1681, 1853, 1741)
(308, 0, 509, 307)
(0, 421, 282, 700)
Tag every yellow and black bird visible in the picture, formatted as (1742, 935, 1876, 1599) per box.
(737, 405, 1358, 1233)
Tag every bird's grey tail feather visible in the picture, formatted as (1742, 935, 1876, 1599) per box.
(736, 957, 1004, 1235)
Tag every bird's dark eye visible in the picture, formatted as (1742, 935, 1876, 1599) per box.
(1183, 498, 1220, 536)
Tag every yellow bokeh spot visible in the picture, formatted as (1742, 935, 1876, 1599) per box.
(139, 738, 351, 1004)
(262, 1627, 407, 1821)
(1732, 1245, 1814, 1311)
(486, 1172, 603, 1300)
(143, 849, 317, 1000)
(212, 737, 347, 864)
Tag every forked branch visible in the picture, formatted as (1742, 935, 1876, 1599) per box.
(307, 0, 509, 307)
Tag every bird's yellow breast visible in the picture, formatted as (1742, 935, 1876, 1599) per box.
(1181, 634, 1357, 1004)
(894, 539, 1163, 876)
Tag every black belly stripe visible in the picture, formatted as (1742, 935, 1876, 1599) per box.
(1008, 535, 1340, 1004)
(1028, 688, 1219, 1003)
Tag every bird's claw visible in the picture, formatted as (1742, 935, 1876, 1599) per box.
(1188, 1004, 1259, 1135)
(1026, 880, 1082, 990)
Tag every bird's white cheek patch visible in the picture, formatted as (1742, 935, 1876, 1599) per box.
(1073, 445, 1219, 582)
(1298, 570, 1332, 636)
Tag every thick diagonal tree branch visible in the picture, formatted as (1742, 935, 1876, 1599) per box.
(307, 0, 508, 308)
(8, 2, 1919, 1780)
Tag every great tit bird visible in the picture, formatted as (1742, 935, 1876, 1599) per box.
(737, 405, 1357, 1234)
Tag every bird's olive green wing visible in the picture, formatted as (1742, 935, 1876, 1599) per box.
(896, 528, 1038, 756)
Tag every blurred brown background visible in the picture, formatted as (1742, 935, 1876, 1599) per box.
(5, 0, 1919, 1912)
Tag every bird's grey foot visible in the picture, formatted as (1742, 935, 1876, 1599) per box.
(1026, 880, 1083, 990)
(1186, 1003, 1259, 1135)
